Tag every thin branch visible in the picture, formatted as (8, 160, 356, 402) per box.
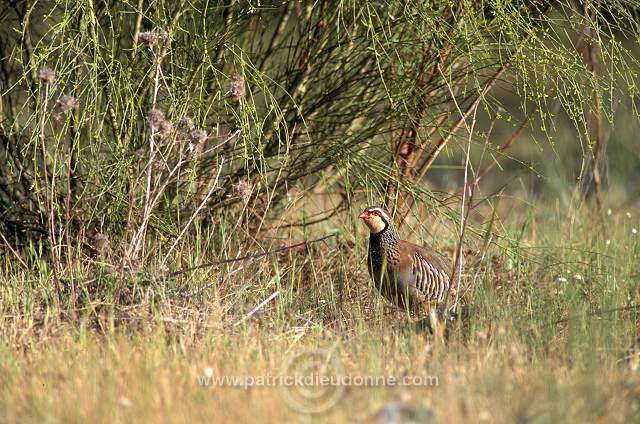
(234, 291, 280, 326)
(161, 158, 225, 266)
(553, 304, 640, 326)
(471, 106, 537, 188)
(416, 65, 506, 182)
(167, 233, 337, 278)
(0, 231, 29, 270)
(437, 64, 481, 312)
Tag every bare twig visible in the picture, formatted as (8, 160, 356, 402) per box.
(437, 65, 481, 312)
(181, 252, 244, 298)
(234, 290, 280, 327)
(130, 0, 145, 61)
(37, 75, 63, 288)
(0, 231, 29, 270)
(471, 106, 537, 188)
(129, 47, 166, 262)
(416, 65, 506, 182)
(582, 0, 606, 218)
(553, 304, 640, 326)
(167, 233, 336, 278)
(161, 158, 225, 266)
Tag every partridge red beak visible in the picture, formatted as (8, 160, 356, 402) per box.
(358, 211, 369, 219)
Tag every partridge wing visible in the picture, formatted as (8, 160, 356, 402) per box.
(400, 241, 451, 302)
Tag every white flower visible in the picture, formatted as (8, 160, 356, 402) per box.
(605, 239, 611, 246)
(573, 274, 583, 280)
(627, 212, 632, 218)
(118, 396, 131, 408)
(607, 208, 612, 216)
(632, 228, 638, 235)
(204, 367, 214, 378)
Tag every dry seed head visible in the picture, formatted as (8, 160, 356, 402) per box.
(146, 108, 165, 127)
(135, 147, 146, 160)
(152, 159, 166, 172)
(55, 95, 79, 114)
(146, 109, 172, 138)
(138, 32, 157, 47)
(38, 66, 56, 86)
(157, 120, 172, 138)
(138, 30, 168, 48)
(178, 116, 195, 131)
(189, 129, 208, 145)
(231, 180, 251, 198)
(228, 75, 245, 101)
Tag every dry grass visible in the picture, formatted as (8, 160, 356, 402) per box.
(1, 204, 639, 423)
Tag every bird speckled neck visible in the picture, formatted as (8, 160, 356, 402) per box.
(370, 224, 397, 246)
(369, 225, 399, 266)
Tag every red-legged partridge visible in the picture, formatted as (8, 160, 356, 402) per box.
(359, 206, 453, 312)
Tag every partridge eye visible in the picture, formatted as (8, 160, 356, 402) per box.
(371, 211, 379, 216)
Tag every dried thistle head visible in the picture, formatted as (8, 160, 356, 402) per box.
(186, 129, 208, 154)
(228, 75, 245, 101)
(38, 66, 56, 86)
(189, 129, 208, 145)
(55, 95, 79, 114)
(157, 120, 172, 138)
(177, 116, 195, 132)
(53, 95, 79, 121)
(146, 109, 172, 138)
(138, 30, 168, 48)
(146, 109, 165, 127)
(135, 147, 146, 160)
(158, 30, 169, 42)
(231, 179, 251, 198)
